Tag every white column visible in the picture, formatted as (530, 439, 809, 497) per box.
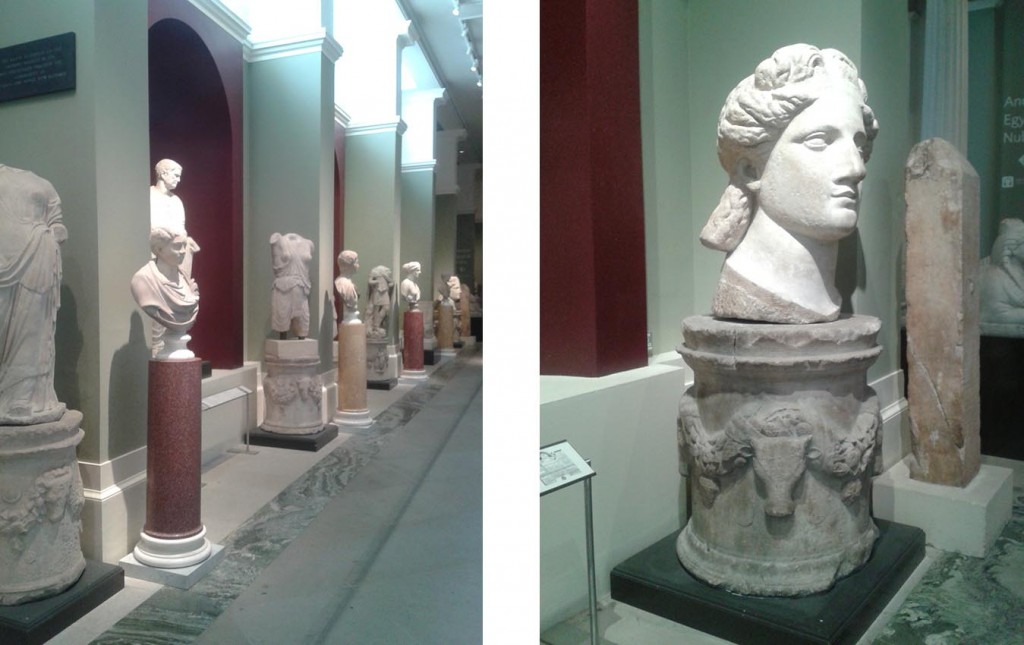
(921, 0, 968, 152)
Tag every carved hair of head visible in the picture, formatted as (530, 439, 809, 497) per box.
(149, 226, 178, 254)
(402, 261, 421, 274)
(155, 158, 182, 177)
(337, 250, 358, 267)
(700, 44, 879, 252)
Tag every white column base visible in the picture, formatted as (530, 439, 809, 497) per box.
(873, 457, 1014, 557)
(400, 369, 428, 384)
(333, 409, 373, 428)
(133, 525, 213, 569)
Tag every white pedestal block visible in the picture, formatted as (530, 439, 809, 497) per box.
(873, 457, 1013, 557)
(120, 542, 226, 589)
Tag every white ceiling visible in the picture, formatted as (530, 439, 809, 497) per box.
(399, 0, 483, 165)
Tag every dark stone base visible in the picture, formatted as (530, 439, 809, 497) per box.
(424, 349, 436, 365)
(367, 378, 397, 391)
(201, 360, 212, 378)
(453, 339, 464, 348)
(980, 335, 1024, 461)
(0, 561, 124, 645)
(611, 519, 924, 645)
(248, 424, 338, 452)
(471, 316, 482, 341)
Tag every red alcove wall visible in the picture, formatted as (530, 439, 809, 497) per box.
(540, 0, 648, 376)
(147, 13, 243, 368)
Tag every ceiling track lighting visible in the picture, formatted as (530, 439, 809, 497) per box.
(453, 0, 483, 89)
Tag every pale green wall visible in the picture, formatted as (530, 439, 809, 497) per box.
(968, 7, 1001, 255)
(641, 0, 910, 380)
(400, 166, 436, 332)
(434, 194, 458, 299)
(245, 51, 336, 368)
(0, 0, 151, 463)
(639, 0, 693, 355)
(343, 128, 403, 339)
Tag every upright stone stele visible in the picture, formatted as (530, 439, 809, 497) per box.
(904, 138, 980, 487)
(677, 44, 882, 596)
(0, 164, 85, 605)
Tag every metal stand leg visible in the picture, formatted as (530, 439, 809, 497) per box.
(584, 474, 598, 645)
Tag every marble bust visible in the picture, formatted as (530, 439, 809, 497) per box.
(400, 261, 421, 308)
(366, 265, 393, 339)
(0, 164, 68, 425)
(131, 227, 199, 359)
(335, 250, 361, 324)
(438, 275, 453, 306)
(269, 232, 313, 339)
(150, 159, 200, 282)
(700, 44, 879, 323)
(447, 274, 462, 302)
(980, 218, 1024, 332)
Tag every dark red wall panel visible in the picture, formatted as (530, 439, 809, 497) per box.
(540, 0, 648, 376)
(148, 2, 244, 368)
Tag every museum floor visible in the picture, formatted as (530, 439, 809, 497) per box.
(542, 474, 1024, 644)
(47, 346, 482, 644)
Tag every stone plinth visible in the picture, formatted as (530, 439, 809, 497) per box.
(134, 358, 212, 569)
(676, 315, 882, 596)
(904, 137, 980, 486)
(402, 309, 427, 380)
(436, 301, 456, 356)
(333, 322, 371, 427)
(366, 338, 397, 389)
(0, 411, 85, 605)
(873, 457, 1012, 557)
(261, 339, 323, 435)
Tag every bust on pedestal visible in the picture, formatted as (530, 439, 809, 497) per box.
(333, 251, 372, 428)
(400, 261, 427, 381)
(677, 45, 883, 596)
(126, 228, 222, 585)
(365, 265, 398, 388)
(0, 165, 87, 606)
(253, 233, 336, 450)
(435, 275, 456, 357)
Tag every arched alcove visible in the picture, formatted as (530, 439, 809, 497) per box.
(149, 18, 241, 368)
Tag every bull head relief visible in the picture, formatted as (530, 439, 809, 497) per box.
(750, 434, 813, 518)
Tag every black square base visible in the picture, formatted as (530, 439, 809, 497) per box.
(201, 360, 212, 378)
(424, 349, 436, 365)
(611, 519, 924, 645)
(247, 424, 338, 451)
(0, 560, 124, 645)
(367, 378, 397, 390)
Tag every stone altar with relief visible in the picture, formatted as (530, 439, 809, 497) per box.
(677, 44, 882, 596)
(0, 165, 85, 605)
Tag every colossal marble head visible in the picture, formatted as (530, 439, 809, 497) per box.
(701, 44, 879, 324)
